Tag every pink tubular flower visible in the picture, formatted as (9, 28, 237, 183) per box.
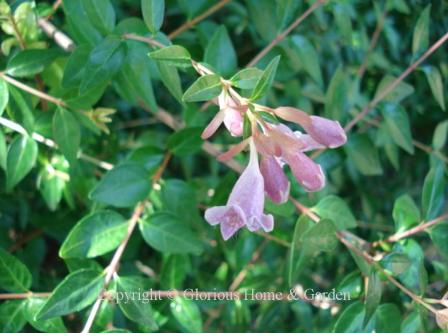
(255, 124, 326, 192)
(260, 155, 290, 204)
(205, 140, 274, 240)
(274, 107, 347, 148)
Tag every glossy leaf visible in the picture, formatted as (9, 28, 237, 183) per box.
(381, 103, 414, 154)
(422, 66, 445, 111)
(142, 0, 165, 33)
(412, 5, 431, 56)
(250, 55, 280, 101)
(392, 194, 420, 232)
(82, 0, 116, 35)
(432, 120, 448, 150)
(60, 210, 127, 259)
(0, 77, 9, 115)
(36, 269, 104, 320)
(25, 298, 67, 333)
(6, 49, 62, 77)
(0, 248, 32, 292)
(182, 74, 222, 102)
(6, 135, 38, 191)
(53, 108, 80, 165)
(80, 36, 126, 93)
(364, 271, 382, 326)
(140, 211, 203, 255)
(291, 35, 323, 86)
(345, 134, 383, 176)
(422, 162, 445, 220)
(0, 300, 27, 333)
(170, 297, 203, 333)
(116, 276, 158, 330)
(312, 195, 357, 230)
(204, 25, 237, 77)
(230, 68, 263, 90)
(149, 45, 191, 67)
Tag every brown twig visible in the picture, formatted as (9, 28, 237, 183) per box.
(246, 0, 325, 67)
(384, 212, 448, 243)
(9, 229, 44, 253)
(0, 292, 51, 300)
(168, 0, 232, 39)
(357, 11, 387, 79)
(152, 152, 172, 184)
(81, 201, 147, 333)
(345, 31, 448, 132)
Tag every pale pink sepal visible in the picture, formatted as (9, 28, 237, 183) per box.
(302, 116, 347, 148)
(201, 109, 226, 139)
(260, 155, 290, 204)
(218, 137, 250, 162)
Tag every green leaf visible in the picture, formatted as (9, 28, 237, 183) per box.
(60, 210, 127, 259)
(412, 5, 431, 56)
(422, 162, 445, 220)
(392, 194, 420, 232)
(312, 195, 357, 230)
(429, 224, 448, 260)
(160, 255, 189, 289)
(291, 35, 323, 86)
(82, 0, 115, 35)
(170, 297, 203, 333)
(38, 165, 66, 211)
(53, 108, 81, 165)
(288, 215, 314, 285)
(333, 3, 352, 44)
(80, 36, 126, 94)
(182, 74, 222, 102)
(325, 66, 347, 120)
(345, 134, 383, 176)
(167, 127, 203, 156)
(149, 45, 191, 67)
(422, 66, 445, 111)
(433, 120, 448, 150)
(0, 300, 27, 333)
(375, 75, 414, 103)
(115, 41, 158, 111)
(381, 253, 411, 275)
(142, 0, 165, 33)
(116, 276, 158, 330)
(36, 269, 104, 320)
(62, 44, 92, 89)
(62, 0, 102, 45)
(381, 103, 414, 154)
(0, 78, 9, 116)
(204, 25, 237, 77)
(6, 135, 38, 191)
(157, 61, 183, 102)
(25, 298, 67, 333)
(375, 304, 401, 333)
(394, 240, 427, 294)
(301, 219, 338, 254)
(332, 301, 366, 333)
(364, 271, 382, 326)
(0, 248, 32, 292)
(140, 211, 203, 255)
(250, 55, 280, 101)
(8, 85, 35, 134)
(230, 68, 263, 90)
(90, 163, 151, 208)
(6, 49, 62, 77)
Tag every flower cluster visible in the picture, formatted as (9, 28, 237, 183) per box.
(204, 90, 347, 240)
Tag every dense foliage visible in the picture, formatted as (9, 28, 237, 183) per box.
(0, 0, 447, 332)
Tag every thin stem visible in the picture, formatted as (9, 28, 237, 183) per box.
(152, 152, 172, 184)
(168, 0, 232, 39)
(0, 116, 114, 171)
(246, 0, 325, 67)
(8, 14, 27, 49)
(122, 33, 165, 48)
(385, 212, 448, 243)
(0, 73, 65, 107)
(0, 292, 51, 300)
(81, 201, 147, 333)
(345, 31, 448, 132)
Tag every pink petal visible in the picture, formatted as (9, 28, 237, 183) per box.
(260, 155, 290, 204)
(223, 107, 243, 137)
(302, 116, 347, 148)
(246, 214, 274, 232)
(201, 109, 225, 139)
(284, 151, 325, 192)
(218, 138, 250, 162)
(273, 107, 311, 126)
(293, 132, 325, 152)
(205, 205, 246, 240)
